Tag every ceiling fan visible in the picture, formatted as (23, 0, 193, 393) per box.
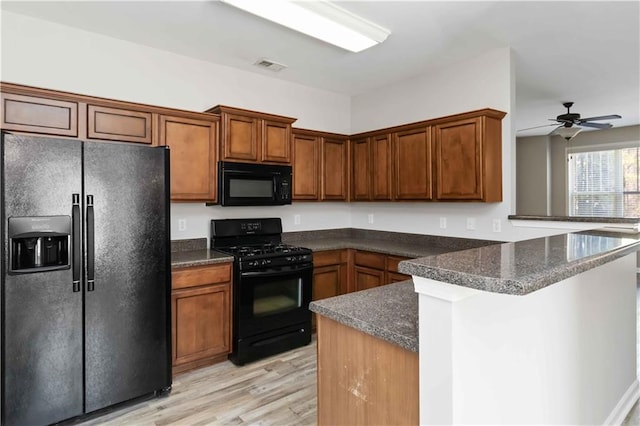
(518, 102, 622, 139)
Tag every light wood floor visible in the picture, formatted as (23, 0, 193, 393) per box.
(79, 275, 640, 425)
(78, 340, 318, 425)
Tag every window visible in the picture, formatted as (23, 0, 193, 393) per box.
(567, 146, 639, 217)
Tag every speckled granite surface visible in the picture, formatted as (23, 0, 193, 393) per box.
(171, 238, 234, 268)
(309, 280, 418, 352)
(400, 231, 640, 296)
(508, 214, 640, 224)
(284, 228, 500, 257)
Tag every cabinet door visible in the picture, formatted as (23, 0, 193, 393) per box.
(351, 137, 371, 201)
(159, 115, 218, 202)
(434, 117, 483, 200)
(371, 133, 393, 200)
(387, 272, 411, 283)
(221, 113, 260, 162)
(87, 104, 152, 144)
(292, 132, 319, 200)
(393, 127, 432, 200)
(262, 119, 291, 163)
(354, 266, 385, 292)
(1, 92, 78, 137)
(321, 137, 349, 200)
(172, 283, 231, 371)
(313, 264, 347, 301)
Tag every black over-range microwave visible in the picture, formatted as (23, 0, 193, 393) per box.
(218, 161, 292, 206)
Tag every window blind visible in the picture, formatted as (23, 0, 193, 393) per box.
(568, 146, 639, 217)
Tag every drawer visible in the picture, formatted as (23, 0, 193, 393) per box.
(172, 263, 232, 289)
(1, 92, 78, 137)
(313, 250, 346, 267)
(386, 255, 410, 273)
(354, 250, 385, 270)
(87, 104, 152, 143)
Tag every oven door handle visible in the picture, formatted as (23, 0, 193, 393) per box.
(240, 264, 313, 278)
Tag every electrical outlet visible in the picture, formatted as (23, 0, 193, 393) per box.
(178, 219, 186, 232)
(492, 219, 501, 233)
(466, 217, 476, 230)
(367, 214, 374, 224)
(439, 217, 447, 229)
(294, 214, 301, 225)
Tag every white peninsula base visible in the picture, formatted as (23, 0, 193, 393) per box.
(414, 254, 638, 424)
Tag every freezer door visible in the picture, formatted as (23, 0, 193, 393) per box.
(83, 141, 170, 413)
(1, 133, 84, 425)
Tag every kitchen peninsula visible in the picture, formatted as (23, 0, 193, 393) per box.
(310, 230, 640, 425)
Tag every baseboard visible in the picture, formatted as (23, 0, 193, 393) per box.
(604, 379, 639, 425)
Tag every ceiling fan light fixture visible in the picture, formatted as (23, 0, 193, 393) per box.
(219, 0, 390, 53)
(553, 126, 582, 141)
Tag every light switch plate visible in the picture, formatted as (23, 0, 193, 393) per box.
(466, 217, 476, 230)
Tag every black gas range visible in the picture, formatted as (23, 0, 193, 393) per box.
(211, 218, 312, 365)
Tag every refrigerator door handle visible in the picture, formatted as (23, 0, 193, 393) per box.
(86, 195, 95, 292)
(72, 194, 81, 292)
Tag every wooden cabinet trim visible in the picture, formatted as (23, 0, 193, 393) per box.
(207, 105, 296, 124)
(87, 104, 152, 144)
(313, 250, 347, 267)
(171, 263, 232, 289)
(386, 255, 409, 273)
(1, 92, 78, 136)
(1, 82, 220, 122)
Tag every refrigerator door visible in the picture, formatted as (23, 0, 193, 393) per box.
(1, 133, 84, 425)
(83, 141, 170, 413)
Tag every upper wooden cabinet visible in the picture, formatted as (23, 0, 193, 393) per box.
(292, 128, 349, 201)
(206, 105, 296, 164)
(371, 133, 393, 200)
(433, 112, 504, 201)
(1, 92, 78, 137)
(292, 131, 319, 200)
(393, 126, 432, 200)
(159, 114, 219, 202)
(321, 136, 349, 201)
(87, 104, 152, 144)
(351, 137, 371, 201)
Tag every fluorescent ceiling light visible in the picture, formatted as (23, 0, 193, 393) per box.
(220, 0, 390, 53)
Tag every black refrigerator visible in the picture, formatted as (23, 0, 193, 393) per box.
(0, 132, 172, 425)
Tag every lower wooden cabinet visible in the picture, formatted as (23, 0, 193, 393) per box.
(313, 249, 411, 299)
(171, 263, 232, 375)
(353, 250, 411, 291)
(354, 266, 385, 291)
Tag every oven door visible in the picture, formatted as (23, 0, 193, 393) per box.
(237, 263, 313, 338)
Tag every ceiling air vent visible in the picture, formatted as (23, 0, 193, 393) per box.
(254, 58, 287, 72)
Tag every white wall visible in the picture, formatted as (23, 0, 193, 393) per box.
(1, 12, 573, 243)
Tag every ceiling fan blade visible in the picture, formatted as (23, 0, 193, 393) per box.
(579, 114, 621, 122)
(517, 123, 559, 132)
(579, 122, 613, 129)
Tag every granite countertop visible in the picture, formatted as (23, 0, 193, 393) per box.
(170, 238, 234, 268)
(283, 228, 499, 258)
(309, 280, 418, 352)
(399, 231, 640, 296)
(171, 249, 234, 269)
(508, 214, 640, 225)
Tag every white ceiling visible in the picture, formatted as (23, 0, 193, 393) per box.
(2, 0, 639, 137)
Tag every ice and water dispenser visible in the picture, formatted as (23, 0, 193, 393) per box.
(9, 216, 71, 273)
